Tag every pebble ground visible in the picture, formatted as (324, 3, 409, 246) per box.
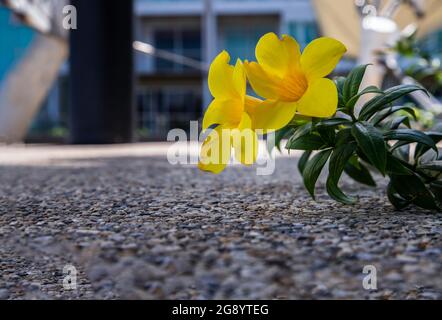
(0, 144, 441, 300)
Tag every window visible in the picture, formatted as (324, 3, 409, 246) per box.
(221, 20, 277, 62)
(288, 22, 319, 49)
(154, 28, 202, 73)
(137, 85, 202, 139)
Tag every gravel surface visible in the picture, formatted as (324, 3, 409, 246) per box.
(0, 144, 441, 300)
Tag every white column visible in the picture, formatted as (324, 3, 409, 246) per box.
(202, 0, 217, 114)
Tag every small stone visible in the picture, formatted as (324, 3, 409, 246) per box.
(76, 229, 100, 236)
(356, 253, 375, 260)
(89, 266, 109, 282)
(99, 241, 115, 249)
(110, 234, 125, 243)
(396, 255, 418, 263)
(385, 272, 403, 282)
(34, 236, 54, 245)
(29, 282, 42, 291)
(420, 292, 439, 300)
(0, 289, 10, 300)
(312, 284, 330, 296)
(121, 243, 138, 250)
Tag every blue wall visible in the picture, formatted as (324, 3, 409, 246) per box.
(0, 8, 35, 82)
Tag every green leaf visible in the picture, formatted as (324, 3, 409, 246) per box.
(326, 143, 357, 204)
(359, 85, 426, 121)
(335, 128, 354, 146)
(384, 129, 437, 153)
(346, 85, 383, 109)
(316, 118, 352, 128)
(303, 149, 333, 199)
(290, 123, 312, 140)
(289, 115, 313, 127)
(352, 122, 387, 175)
(387, 182, 410, 210)
(389, 116, 411, 129)
(418, 161, 442, 171)
(335, 76, 346, 96)
(371, 105, 417, 125)
(414, 132, 442, 160)
(391, 140, 411, 152)
(335, 76, 346, 110)
(329, 143, 357, 185)
(298, 151, 312, 175)
(343, 64, 370, 103)
(390, 174, 439, 211)
(286, 134, 325, 151)
(270, 126, 295, 152)
(317, 126, 336, 145)
(344, 160, 377, 187)
(429, 182, 442, 207)
(386, 154, 414, 175)
(326, 180, 357, 205)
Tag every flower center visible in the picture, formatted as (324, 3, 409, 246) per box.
(279, 71, 308, 102)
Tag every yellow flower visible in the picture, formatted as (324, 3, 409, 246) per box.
(244, 32, 347, 131)
(198, 51, 262, 174)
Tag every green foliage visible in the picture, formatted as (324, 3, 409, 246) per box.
(343, 64, 370, 104)
(286, 133, 325, 151)
(352, 122, 387, 175)
(384, 129, 437, 152)
(326, 143, 357, 204)
(298, 150, 312, 175)
(393, 30, 442, 97)
(302, 149, 332, 199)
(359, 85, 426, 120)
(272, 126, 295, 152)
(281, 65, 442, 211)
(344, 157, 376, 187)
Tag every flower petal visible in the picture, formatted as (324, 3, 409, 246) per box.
(209, 51, 241, 100)
(244, 95, 263, 115)
(232, 59, 246, 101)
(248, 99, 297, 132)
(243, 61, 283, 100)
(296, 78, 338, 118)
(231, 112, 258, 165)
(300, 37, 347, 80)
(256, 33, 301, 78)
(199, 125, 232, 174)
(202, 99, 243, 130)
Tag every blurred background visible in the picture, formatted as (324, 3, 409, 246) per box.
(0, 0, 441, 144)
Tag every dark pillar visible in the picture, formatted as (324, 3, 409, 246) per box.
(69, 0, 134, 144)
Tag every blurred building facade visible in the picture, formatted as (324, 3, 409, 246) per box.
(0, 0, 319, 141)
(1, 1, 442, 141)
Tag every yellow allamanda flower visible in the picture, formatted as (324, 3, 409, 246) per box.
(198, 51, 265, 174)
(244, 32, 347, 131)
